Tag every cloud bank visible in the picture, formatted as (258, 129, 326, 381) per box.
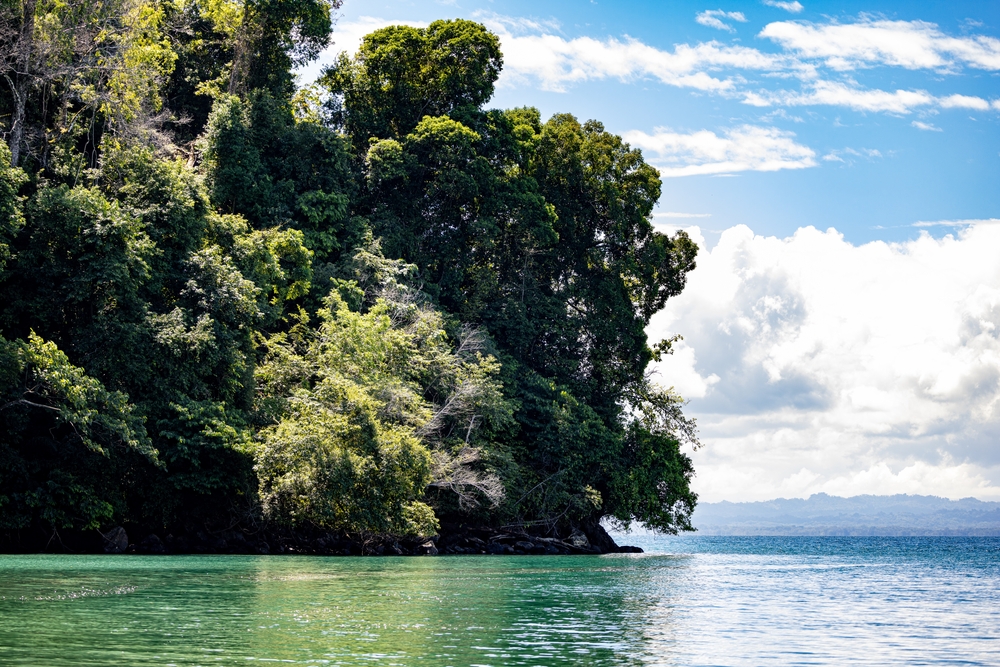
(300, 13, 1000, 121)
(625, 125, 816, 176)
(759, 18, 1000, 71)
(479, 13, 1000, 115)
(648, 223, 1000, 502)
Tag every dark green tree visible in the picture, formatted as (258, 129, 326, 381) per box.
(326, 23, 700, 533)
(323, 19, 502, 149)
(0, 331, 156, 533)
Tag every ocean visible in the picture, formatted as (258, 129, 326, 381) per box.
(1, 536, 997, 665)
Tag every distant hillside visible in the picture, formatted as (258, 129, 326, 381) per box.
(690, 494, 1000, 536)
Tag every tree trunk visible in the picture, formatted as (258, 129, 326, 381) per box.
(227, 4, 253, 96)
(8, 0, 37, 167)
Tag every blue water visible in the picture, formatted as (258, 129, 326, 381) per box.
(0, 536, 997, 666)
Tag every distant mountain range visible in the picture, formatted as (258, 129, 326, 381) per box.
(689, 493, 1000, 536)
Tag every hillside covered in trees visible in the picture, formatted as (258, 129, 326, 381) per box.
(0, 0, 699, 554)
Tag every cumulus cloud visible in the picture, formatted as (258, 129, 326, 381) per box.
(760, 18, 1000, 71)
(624, 125, 817, 176)
(939, 94, 992, 110)
(484, 21, 792, 92)
(745, 80, 994, 114)
(481, 13, 1000, 118)
(696, 10, 748, 33)
(314, 13, 1000, 122)
(649, 223, 1000, 502)
(763, 0, 804, 12)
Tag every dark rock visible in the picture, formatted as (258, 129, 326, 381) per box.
(438, 533, 463, 548)
(618, 545, 644, 553)
(513, 540, 535, 553)
(486, 542, 513, 555)
(196, 531, 228, 553)
(102, 527, 128, 554)
(137, 534, 167, 554)
(567, 528, 590, 549)
(416, 541, 439, 556)
(526, 541, 548, 554)
(582, 521, 620, 553)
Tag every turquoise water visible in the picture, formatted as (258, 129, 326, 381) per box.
(1, 537, 998, 666)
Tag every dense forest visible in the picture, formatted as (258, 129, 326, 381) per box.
(0, 0, 699, 554)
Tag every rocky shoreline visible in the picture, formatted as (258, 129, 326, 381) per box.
(3, 522, 643, 556)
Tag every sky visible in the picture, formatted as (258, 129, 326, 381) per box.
(300, 0, 1000, 502)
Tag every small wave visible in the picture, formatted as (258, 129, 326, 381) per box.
(32, 585, 137, 601)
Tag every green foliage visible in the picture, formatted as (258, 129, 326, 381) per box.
(0, 332, 154, 531)
(0, 12, 700, 543)
(228, 0, 339, 98)
(0, 143, 27, 271)
(201, 91, 361, 261)
(323, 19, 502, 147)
(2, 182, 154, 357)
(343, 55, 700, 528)
(254, 284, 510, 535)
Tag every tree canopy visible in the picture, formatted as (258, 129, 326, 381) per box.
(0, 5, 699, 548)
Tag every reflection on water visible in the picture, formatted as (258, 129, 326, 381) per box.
(1, 537, 998, 666)
(0, 554, 660, 666)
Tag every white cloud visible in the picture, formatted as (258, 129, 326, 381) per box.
(914, 218, 1000, 227)
(939, 94, 992, 110)
(822, 147, 882, 163)
(624, 125, 817, 176)
(480, 14, 799, 92)
(745, 80, 937, 113)
(649, 223, 1000, 501)
(746, 80, 993, 114)
(912, 120, 943, 131)
(818, 460, 1000, 499)
(302, 13, 1000, 122)
(696, 10, 748, 33)
(760, 18, 1000, 71)
(763, 0, 804, 13)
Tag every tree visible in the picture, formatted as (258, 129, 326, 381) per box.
(0, 332, 155, 533)
(228, 0, 339, 98)
(254, 265, 511, 535)
(0, 0, 176, 170)
(323, 19, 502, 149)
(332, 31, 700, 530)
(0, 12, 701, 545)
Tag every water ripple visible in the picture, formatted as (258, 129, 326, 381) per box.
(0, 538, 997, 665)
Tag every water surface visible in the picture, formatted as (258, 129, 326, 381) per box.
(1, 537, 997, 665)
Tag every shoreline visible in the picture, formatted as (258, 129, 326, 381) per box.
(0, 522, 644, 557)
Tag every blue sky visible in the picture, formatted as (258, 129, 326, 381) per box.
(310, 0, 1000, 247)
(305, 1, 1000, 502)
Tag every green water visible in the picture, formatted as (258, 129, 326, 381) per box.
(4, 539, 1000, 665)
(0, 554, 653, 665)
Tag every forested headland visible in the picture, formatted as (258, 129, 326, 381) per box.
(0, 0, 699, 555)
